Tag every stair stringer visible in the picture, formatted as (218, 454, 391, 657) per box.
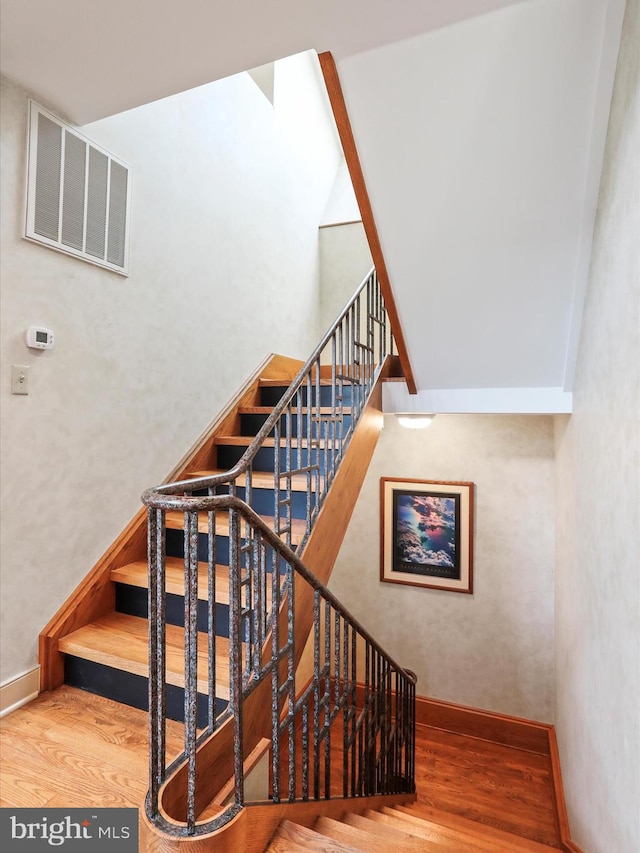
(154, 357, 403, 837)
(38, 353, 305, 693)
(141, 792, 416, 852)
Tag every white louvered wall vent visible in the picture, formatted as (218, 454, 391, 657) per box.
(25, 101, 131, 275)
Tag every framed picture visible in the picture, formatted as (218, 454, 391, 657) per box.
(380, 478, 474, 593)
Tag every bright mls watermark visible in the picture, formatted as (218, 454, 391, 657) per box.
(0, 808, 138, 850)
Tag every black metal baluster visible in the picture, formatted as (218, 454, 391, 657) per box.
(271, 531, 281, 804)
(301, 699, 309, 801)
(184, 509, 199, 832)
(342, 618, 349, 797)
(207, 497, 216, 732)
(350, 628, 357, 796)
(148, 507, 166, 816)
(324, 599, 331, 798)
(313, 590, 321, 800)
(228, 508, 244, 809)
(287, 565, 296, 801)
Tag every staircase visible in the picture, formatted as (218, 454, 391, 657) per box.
(26, 267, 578, 850)
(40, 268, 422, 850)
(268, 803, 561, 852)
(56, 374, 334, 726)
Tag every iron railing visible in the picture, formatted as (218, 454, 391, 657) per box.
(142, 268, 417, 838)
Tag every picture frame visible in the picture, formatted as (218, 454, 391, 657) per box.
(380, 478, 474, 593)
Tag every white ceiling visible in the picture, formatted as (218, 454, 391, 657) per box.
(338, 0, 626, 406)
(0, 0, 523, 124)
(0, 0, 626, 411)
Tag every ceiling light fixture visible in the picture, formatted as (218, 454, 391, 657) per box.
(395, 413, 435, 430)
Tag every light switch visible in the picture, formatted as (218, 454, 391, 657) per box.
(11, 364, 29, 395)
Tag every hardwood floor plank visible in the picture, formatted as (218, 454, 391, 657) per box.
(3, 726, 147, 778)
(0, 688, 152, 811)
(0, 762, 61, 808)
(0, 737, 147, 806)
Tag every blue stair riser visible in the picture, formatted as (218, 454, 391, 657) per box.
(64, 656, 226, 728)
(240, 412, 353, 439)
(217, 443, 338, 474)
(259, 384, 356, 408)
(115, 584, 230, 637)
(192, 485, 308, 520)
(166, 527, 292, 569)
(167, 526, 230, 564)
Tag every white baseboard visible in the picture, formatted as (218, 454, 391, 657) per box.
(0, 666, 40, 718)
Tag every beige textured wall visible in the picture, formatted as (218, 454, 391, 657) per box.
(554, 0, 640, 850)
(329, 413, 556, 722)
(0, 53, 342, 684)
(318, 222, 372, 334)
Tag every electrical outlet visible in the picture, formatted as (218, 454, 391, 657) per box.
(11, 364, 29, 395)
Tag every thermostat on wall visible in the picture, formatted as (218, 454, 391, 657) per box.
(25, 326, 54, 350)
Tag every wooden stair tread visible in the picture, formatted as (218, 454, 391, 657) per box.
(164, 510, 306, 545)
(376, 808, 554, 853)
(315, 815, 443, 853)
(343, 812, 461, 851)
(112, 559, 274, 608)
(184, 469, 323, 492)
(365, 809, 495, 850)
(239, 406, 353, 416)
(266, 840, 311, 853)
(393, 805, 561, 851)
(268, 820, 366, 853)
(112, 558, 230, 603)
(267, 805, 561, 853)
(58, 613, 232, 699)
(214, 435, 338, 448)
(259, 378, 358, 387)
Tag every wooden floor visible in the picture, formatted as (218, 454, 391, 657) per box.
(0, 687, 560, 848)
(0, 686, 184, 810)
(414, 724, 559, 847)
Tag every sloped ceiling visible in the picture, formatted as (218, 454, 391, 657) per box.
(0, 0, 626, 412)
(0, 0, 525, 124)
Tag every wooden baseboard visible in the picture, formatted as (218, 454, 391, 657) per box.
(547, 726, 586, 853)
(0, 666, 40, 717)
(415, 694, 551, 755)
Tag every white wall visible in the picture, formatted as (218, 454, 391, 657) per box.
(0, 51, 343, 683)
(329, 413, 556, 722)
(554, 0, 640, 850)
(337, 0, 625, 396)
(318, 157, 372, 333)
(319, 223, 372, 334)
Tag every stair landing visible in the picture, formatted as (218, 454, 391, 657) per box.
(267, 718, 562, 852)
(0, 691, 564, 851)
